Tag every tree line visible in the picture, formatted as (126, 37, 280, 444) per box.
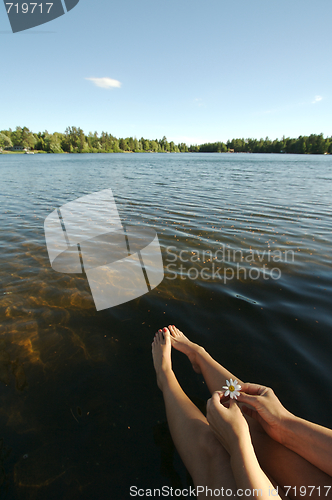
(0, 127, 331, 154)
(0, 127, 188, 153)
(195, 134, 332, 154)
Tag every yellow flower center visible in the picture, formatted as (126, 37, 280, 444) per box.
(229, 385, 235, 392)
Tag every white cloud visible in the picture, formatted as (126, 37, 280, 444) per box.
(312, 95, 322, 104)
(85, 77, 121, 89)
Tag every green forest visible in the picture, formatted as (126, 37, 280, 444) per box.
(0, 126, 331, 154)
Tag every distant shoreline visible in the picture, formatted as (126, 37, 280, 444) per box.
(1, 128, 331, 155)
(1, 150, 330, 156)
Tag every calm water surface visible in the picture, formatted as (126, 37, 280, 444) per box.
(0, 153, 332, 498)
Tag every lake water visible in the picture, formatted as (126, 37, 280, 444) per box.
(1, 153, 332, 498)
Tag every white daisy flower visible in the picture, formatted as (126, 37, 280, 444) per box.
(222, 378, 242, 399)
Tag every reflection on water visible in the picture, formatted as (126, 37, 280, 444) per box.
(0, 153, 332, 498)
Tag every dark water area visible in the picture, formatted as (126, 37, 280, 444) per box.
(0, 153, 332, 499)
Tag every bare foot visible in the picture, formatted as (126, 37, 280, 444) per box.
(152, 328, 172, 390)
(168, 325, 202, 374)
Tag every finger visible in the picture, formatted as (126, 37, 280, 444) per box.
(220, 394, 238, 409)
(237, 392, 258, 403)
(215, 391, 229, 403)
(237, 393, 262, 411)
(229, 398, 242, 412)
(211, 391, 223, 405)
(226, 399, 235, 411)
(239, 382, 266, 395)
(209, 392, 227, 413)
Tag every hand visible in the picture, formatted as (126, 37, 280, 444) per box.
(206, 391, 251, 456)
(237, 383, 291, 444)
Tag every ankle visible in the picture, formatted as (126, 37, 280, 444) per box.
(194, 344, 205, 356)
(157, 367, 174, 387)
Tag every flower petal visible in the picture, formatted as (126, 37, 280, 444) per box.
(224, 390, 230, 397)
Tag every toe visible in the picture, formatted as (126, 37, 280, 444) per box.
(168, 325, 175, 336)
(163, 328, 171, 344)
(174, 326, 182, 335)
(170, 325, 180, 337)
(162, 327, 169, 343)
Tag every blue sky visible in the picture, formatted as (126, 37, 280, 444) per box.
(1, 0, 331, 144)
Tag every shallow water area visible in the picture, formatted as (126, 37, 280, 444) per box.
(0, 153, 332, 498)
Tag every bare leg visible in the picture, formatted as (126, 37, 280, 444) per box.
(168, 325, 332, 500)
(169, 324, 242, 392)
(152, 328, 238, 498)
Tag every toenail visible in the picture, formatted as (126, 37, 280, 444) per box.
(158, 329, 162, 333)
(163, 327, 167, 332)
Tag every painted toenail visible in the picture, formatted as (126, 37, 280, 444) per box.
(163, 327, 167, 332)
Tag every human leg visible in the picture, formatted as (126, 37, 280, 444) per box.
(169, 324, 243, 393)
(168, 325, 332, 500)
(152, 329, 238, 497)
